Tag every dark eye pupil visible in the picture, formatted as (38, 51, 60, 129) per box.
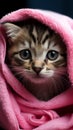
(50, 51, 56, 57)
(20, 49, 31, 60)
(47, 50, 58, 60)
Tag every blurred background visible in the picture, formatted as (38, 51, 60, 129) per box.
(0, 0, 73, 18)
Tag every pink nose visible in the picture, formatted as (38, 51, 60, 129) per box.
(32, 66, 43, 74)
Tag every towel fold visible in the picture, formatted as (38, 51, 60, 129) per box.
(0, 8, 73, 130)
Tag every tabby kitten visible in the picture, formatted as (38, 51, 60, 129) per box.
(4, 19, 70, 101)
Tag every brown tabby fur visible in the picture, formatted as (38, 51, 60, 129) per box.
(3, 19, 71, 101)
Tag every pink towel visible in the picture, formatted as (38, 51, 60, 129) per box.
(0, 8, 73, 130)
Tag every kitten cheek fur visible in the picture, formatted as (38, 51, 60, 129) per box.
(0, 9, 73, 130)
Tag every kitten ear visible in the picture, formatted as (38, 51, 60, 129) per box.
(3, 23, 21, 41)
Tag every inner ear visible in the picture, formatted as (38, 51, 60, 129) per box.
(3, 23, 21, 41)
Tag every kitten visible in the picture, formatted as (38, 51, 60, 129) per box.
(3, 19, 71, 101)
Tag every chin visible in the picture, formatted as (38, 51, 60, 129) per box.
(17, 69, 70, 100)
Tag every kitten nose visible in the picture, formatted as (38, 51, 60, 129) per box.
(32, 66, 42, 74)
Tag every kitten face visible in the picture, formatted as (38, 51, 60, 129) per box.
(4, 22, 66, 76)
(4, 20, 70, 101)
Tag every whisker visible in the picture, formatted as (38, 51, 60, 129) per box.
(50, 68, 71, 98)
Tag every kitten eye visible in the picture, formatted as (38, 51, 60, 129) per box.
(46, 50, 59, 60)
(19, 49, 31, 60)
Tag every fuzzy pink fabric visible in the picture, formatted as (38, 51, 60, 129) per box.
(0, 8, 73, 130)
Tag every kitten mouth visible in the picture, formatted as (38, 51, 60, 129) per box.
(29, 73, 54, 79)
(25, 70, 54, 79)
(30, 73, 44, 78)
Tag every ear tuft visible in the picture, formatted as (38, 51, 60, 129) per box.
(3, 23, 21, 40)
